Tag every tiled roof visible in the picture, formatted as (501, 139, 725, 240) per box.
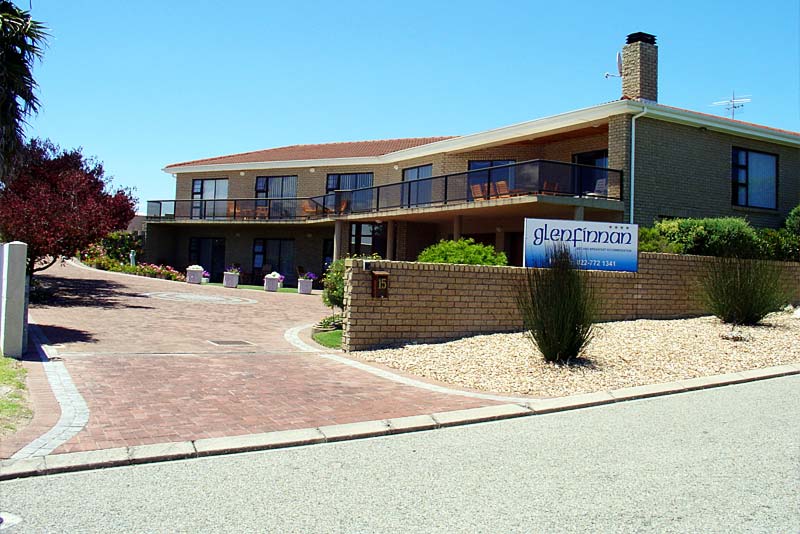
(166, 137, 457, 168)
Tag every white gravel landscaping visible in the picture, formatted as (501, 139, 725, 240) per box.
(353, 311, 800, 398)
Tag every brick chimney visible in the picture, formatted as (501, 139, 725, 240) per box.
(622, 32, 658, 102)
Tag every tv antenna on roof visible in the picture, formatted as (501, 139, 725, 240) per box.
(604, 52, 623, 79)
(711, 91, 751, 120)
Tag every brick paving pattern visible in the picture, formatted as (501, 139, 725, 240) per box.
(7, 263, 494, 456)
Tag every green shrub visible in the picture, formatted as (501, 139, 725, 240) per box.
(99, 231, 143, 263)
(654, 217, 761, 258)
(757, 228, 800, 262)
(322, 259, 345, 312)
(417, 238, 507, 266)
(785, 204, 800, 237)
(638, 227, 682, 254)
(321, 253, 381, 312)
(516, 244, 596, 364)
(701, 256, 790, 325)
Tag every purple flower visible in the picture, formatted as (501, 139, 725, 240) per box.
(303, 272, 317, 280)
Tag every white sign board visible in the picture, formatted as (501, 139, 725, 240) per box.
(523, 218, 639, 272)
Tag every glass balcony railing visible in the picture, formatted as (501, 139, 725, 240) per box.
(146, 159, 622, 222)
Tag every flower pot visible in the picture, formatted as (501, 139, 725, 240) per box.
(201, 277, 209, 284)
(264, 277, 280, 292)
(298, 279, 313, 295)
(186, 266, 203, 284)
(223, 272, 239, 288)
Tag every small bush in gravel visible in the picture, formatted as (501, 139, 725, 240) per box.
(701, 256, 790, 325)
(516, 244, 595, 364)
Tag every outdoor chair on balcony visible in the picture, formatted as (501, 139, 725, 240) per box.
(585, 178, 608, 197)
(302, 200, 318, 216)
(495, 181, 512, 198)
(470, 183, 488, 201)
(541, 181, 560, 195)
(255, 206, 270, 219)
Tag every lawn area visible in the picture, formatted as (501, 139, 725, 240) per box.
(312, 329, 342, 349)
(0, 356, 31, 437)
(208, 282, 297, 293)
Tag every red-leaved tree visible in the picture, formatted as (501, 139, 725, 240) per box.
(0, 139, 136, 273)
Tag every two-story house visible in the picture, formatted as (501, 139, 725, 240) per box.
(146, 32, 800, 284)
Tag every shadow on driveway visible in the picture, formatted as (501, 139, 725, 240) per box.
(31, 275, 154, 310)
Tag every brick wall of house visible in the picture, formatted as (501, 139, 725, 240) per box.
(632, 118, 800, 226)
(607, 114, 800, 227)
(143, 223, 333, 282)
(341, 253, 800, 351)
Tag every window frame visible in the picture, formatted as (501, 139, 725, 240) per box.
(252, 238, 296, 283)
(731, 147, 778, 210)
(255, 175, 298, 199)
(325, 172, 374, 193)
(402, 164, 434, 206)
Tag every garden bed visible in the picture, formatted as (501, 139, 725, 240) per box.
(352, 311, 800, 398)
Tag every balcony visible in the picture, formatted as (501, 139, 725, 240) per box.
(146, 159, 622, 222)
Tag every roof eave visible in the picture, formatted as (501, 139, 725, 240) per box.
(163, 100, 799, 175)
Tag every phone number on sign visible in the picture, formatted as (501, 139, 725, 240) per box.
(574, 259, 616, 267)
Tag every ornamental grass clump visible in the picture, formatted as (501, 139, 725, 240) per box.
(516, 244, 596, 364)
(701, 256, 790, 325)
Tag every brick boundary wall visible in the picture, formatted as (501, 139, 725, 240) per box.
(342, 253, 800, 352)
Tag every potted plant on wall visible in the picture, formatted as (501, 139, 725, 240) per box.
(264, 271, 284, 292)
(202, 270, 210, 284)
(223, 265, 241, 288)
(298, 272, 317, 295)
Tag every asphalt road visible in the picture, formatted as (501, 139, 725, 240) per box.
(1, 376, 798, 533)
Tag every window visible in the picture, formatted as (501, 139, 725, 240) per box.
(572, 150, 609, 196)
(255, 176, 297, 198)
(326, 173, 373, 193)
(467, 160, 515, 199)
(327, 173, 374, 212)
(349, 223, 386, 257)
(191, 178, 228, 219)
(253, 238, 296, 283)
(402, 164, 433, 206)
(732, 148, 777, 209)
(189, 237, 226, 282)
(256, 176, 298, 219)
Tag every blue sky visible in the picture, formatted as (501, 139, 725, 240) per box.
(27, 0, 800, 211)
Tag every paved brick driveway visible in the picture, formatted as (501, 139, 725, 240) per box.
(13, 263, 494, 456)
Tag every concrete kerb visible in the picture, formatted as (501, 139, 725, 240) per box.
(3, 362, 800, 481)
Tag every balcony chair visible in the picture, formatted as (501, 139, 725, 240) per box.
(470, 183, 488, 201)
(541, 181, 560, 195)
(255, 205, 270, 219)
(495, 181, 512, 198)
(302, 200, 318, 216)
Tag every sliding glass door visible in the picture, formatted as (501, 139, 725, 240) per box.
(192, 178, 228, 219)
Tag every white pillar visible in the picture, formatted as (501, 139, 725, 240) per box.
(573, 205, 585, 221)
(1, 242, 28, 358)
(386, 221, 395, 260)
(333, 220, 347, 260)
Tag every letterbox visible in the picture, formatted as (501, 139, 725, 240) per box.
(371, 270, 389, 298)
